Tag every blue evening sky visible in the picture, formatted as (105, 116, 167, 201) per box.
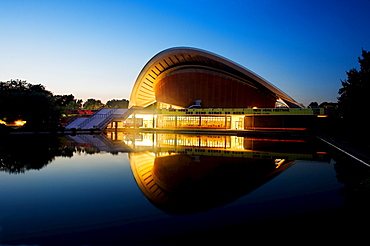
(1, 0, 369, 106)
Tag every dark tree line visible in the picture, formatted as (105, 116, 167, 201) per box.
(0, 80, 61, 130)
(0, 135, 71, 173)
(0, 135, 103, 174)
(0, 79, 129, 131)
(54, 95, 128, 109)
(310, 49, 370, 126)
(338, 49, 370, 123)
(309, 49, 370, 151)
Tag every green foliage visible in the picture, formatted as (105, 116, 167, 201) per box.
(54, 94, 83, 109)
(83, 98, 104, 109)
(0, 80, 130, 130)
(54, 94, 75, 108)
(0, 79, 61, 130)
(106, 99, 129, 108)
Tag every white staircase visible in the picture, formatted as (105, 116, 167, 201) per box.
(67, 134, 133, 152)
(65, 108, 129, 130)
(64, 118, 87, 129)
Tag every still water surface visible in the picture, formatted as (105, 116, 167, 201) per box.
(0, 133, 369, 244)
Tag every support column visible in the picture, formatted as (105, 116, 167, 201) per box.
(133, 113, 136, 129)
(114, 122, 118, 140)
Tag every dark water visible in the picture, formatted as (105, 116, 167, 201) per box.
(1, 133, 369, 245)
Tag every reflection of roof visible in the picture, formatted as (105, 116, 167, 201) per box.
(129, 152, 296, 214)
(129, 152, 169, 204)
(129, 47, 301, 108)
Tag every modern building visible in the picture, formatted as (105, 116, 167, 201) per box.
(107, 47, 325, 132)
(66, 47, 325, 131)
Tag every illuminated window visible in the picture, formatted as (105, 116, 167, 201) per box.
(15, 120, 26, 126)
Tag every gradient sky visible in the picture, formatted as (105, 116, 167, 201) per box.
(1, 0, 369, 106)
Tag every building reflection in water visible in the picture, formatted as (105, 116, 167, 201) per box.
(104, 132, 327, 214)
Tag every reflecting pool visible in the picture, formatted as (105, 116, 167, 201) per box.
(1, 133, 369, 245)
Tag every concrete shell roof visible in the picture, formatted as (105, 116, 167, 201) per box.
(129, 47, 301, 108)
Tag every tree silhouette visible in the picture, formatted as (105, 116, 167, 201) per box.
(55, 94, 83, 109)
(106, 99, 129, 108)
(338, 49, 370, 122)
(0, 80, 61, 130)
(308, 102, 319, 108)
(83, 98, 105, 109)
(0, 135, 74, 174)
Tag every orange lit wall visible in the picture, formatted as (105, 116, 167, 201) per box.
(154, 70, 276, 108)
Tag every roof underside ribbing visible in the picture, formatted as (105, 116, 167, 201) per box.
(129, 47, 301, 108)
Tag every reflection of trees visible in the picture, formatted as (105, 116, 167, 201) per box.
(71, 146, 101, 155)
(334, 156, 370, 210)
(0, 134, 118, 174)
(0, 135, 84, 174)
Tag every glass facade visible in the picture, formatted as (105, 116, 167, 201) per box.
(157, 134, 232, 148)
(156, 115, 231, 129)
(104, 108, 324, 131)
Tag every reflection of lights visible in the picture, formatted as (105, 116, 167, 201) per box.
(244, 138, 305, 143)
(245, 127, 307, 130)
(135, 138, 155, 146)
(15, 120, 26, 126)
(121, 133, 312, 163)
(135, 114, 154, 120)
(275, 159, 285, 169)
(317, 115, 328, 118)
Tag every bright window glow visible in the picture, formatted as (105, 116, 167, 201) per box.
(15, 120, 26, 126)
(275, 159, 285, 168)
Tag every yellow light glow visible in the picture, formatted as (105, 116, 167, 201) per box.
(135, 114, 154, 120)
(15, 120, 26, 126)
(317, 115, 328, 118)
(0, 120, 5, 125)
(275, 159, 285, 169)
(252, 106, 258, 109)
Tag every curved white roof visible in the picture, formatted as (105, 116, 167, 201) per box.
(129, 47, 301, 108)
